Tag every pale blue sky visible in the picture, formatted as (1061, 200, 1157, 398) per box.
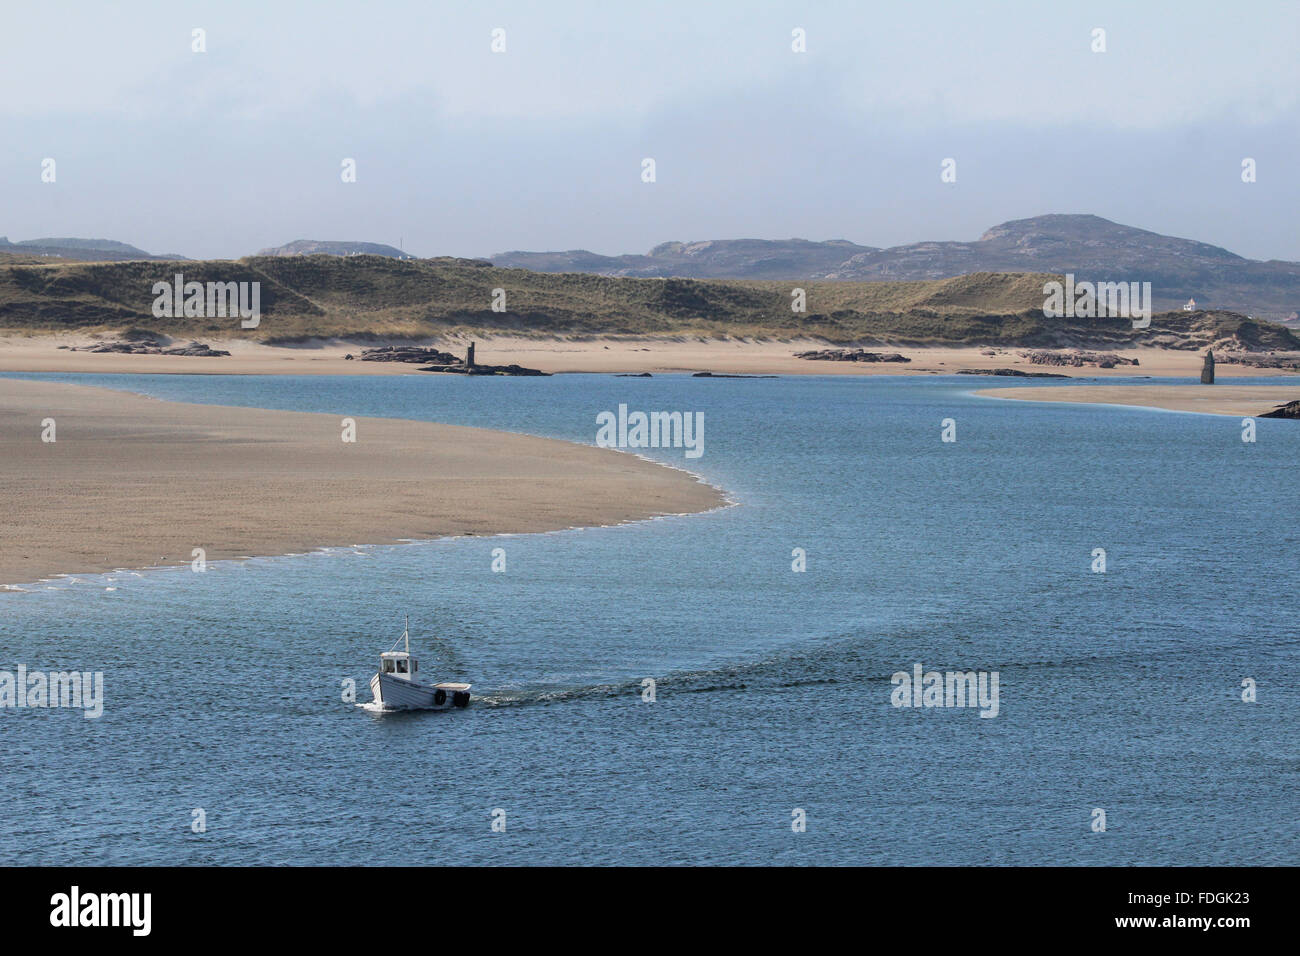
(3, 0, 1297, 260)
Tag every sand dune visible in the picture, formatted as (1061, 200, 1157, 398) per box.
(0, 379, 724, 587)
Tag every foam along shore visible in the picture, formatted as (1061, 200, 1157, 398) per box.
(0, 378, 726, 587)
(975, 384, 1300, 418)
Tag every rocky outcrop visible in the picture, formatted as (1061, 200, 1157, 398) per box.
(955, 368, 1069, 378)
(69, 339, 230, 357)
(1201, 349, 1215, 384)
(358, 346, 459, 364)
(164, 342, 232, 357)
(418, 363, 549, 376)
(1216, 352, 1300, 370)
(1021, 350, 1140, 368)
(1260, 401, 1300, 419)
(795, 349, 911, 362)
(410, 341, 548, 375)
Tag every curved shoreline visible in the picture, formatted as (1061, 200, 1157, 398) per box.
(0, 378, 727, 588)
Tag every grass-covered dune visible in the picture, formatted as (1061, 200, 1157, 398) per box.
(0, 253, 1295, 349)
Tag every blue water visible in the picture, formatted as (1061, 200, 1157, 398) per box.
(2, 371, 1296, 865)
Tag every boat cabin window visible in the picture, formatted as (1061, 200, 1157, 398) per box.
(396, 659, 408, 674)
(383, 660, 395, 674)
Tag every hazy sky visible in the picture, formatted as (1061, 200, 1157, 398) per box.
(3, 0, 1298, 260)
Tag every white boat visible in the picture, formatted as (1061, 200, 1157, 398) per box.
(368, 618, 471, 711)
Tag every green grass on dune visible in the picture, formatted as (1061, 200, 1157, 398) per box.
(0, 254, 1295, 349)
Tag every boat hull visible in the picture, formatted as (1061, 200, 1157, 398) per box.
(369, 673, 468, 711)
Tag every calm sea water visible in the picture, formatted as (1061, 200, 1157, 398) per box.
(1, 371, 1296, 865)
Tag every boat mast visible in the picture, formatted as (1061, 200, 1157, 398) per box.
(404, 615, 410, 655)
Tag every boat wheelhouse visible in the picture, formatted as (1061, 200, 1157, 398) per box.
(368, 618, 470, 711)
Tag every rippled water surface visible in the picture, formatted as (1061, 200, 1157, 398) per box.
(2, 371, 1296, 864)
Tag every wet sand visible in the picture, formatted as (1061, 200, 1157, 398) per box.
(976, 384, 1300, 418)
(0, 378, 725, 587)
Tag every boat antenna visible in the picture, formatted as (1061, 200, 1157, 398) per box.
(404, 615, 410, 656)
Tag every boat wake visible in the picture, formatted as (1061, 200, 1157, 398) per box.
(353, 610, 1270, 716)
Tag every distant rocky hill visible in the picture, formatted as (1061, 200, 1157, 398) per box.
(0, 236, 185, 261)
(494, 214, 1300, 321)
(498, 238, 875, 280)
(256, 239, 410, 258)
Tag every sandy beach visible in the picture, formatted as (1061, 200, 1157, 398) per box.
(0, 378, 724, 587)
(976, 384, 1300, 417)
(3, 333, 1298, 379)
